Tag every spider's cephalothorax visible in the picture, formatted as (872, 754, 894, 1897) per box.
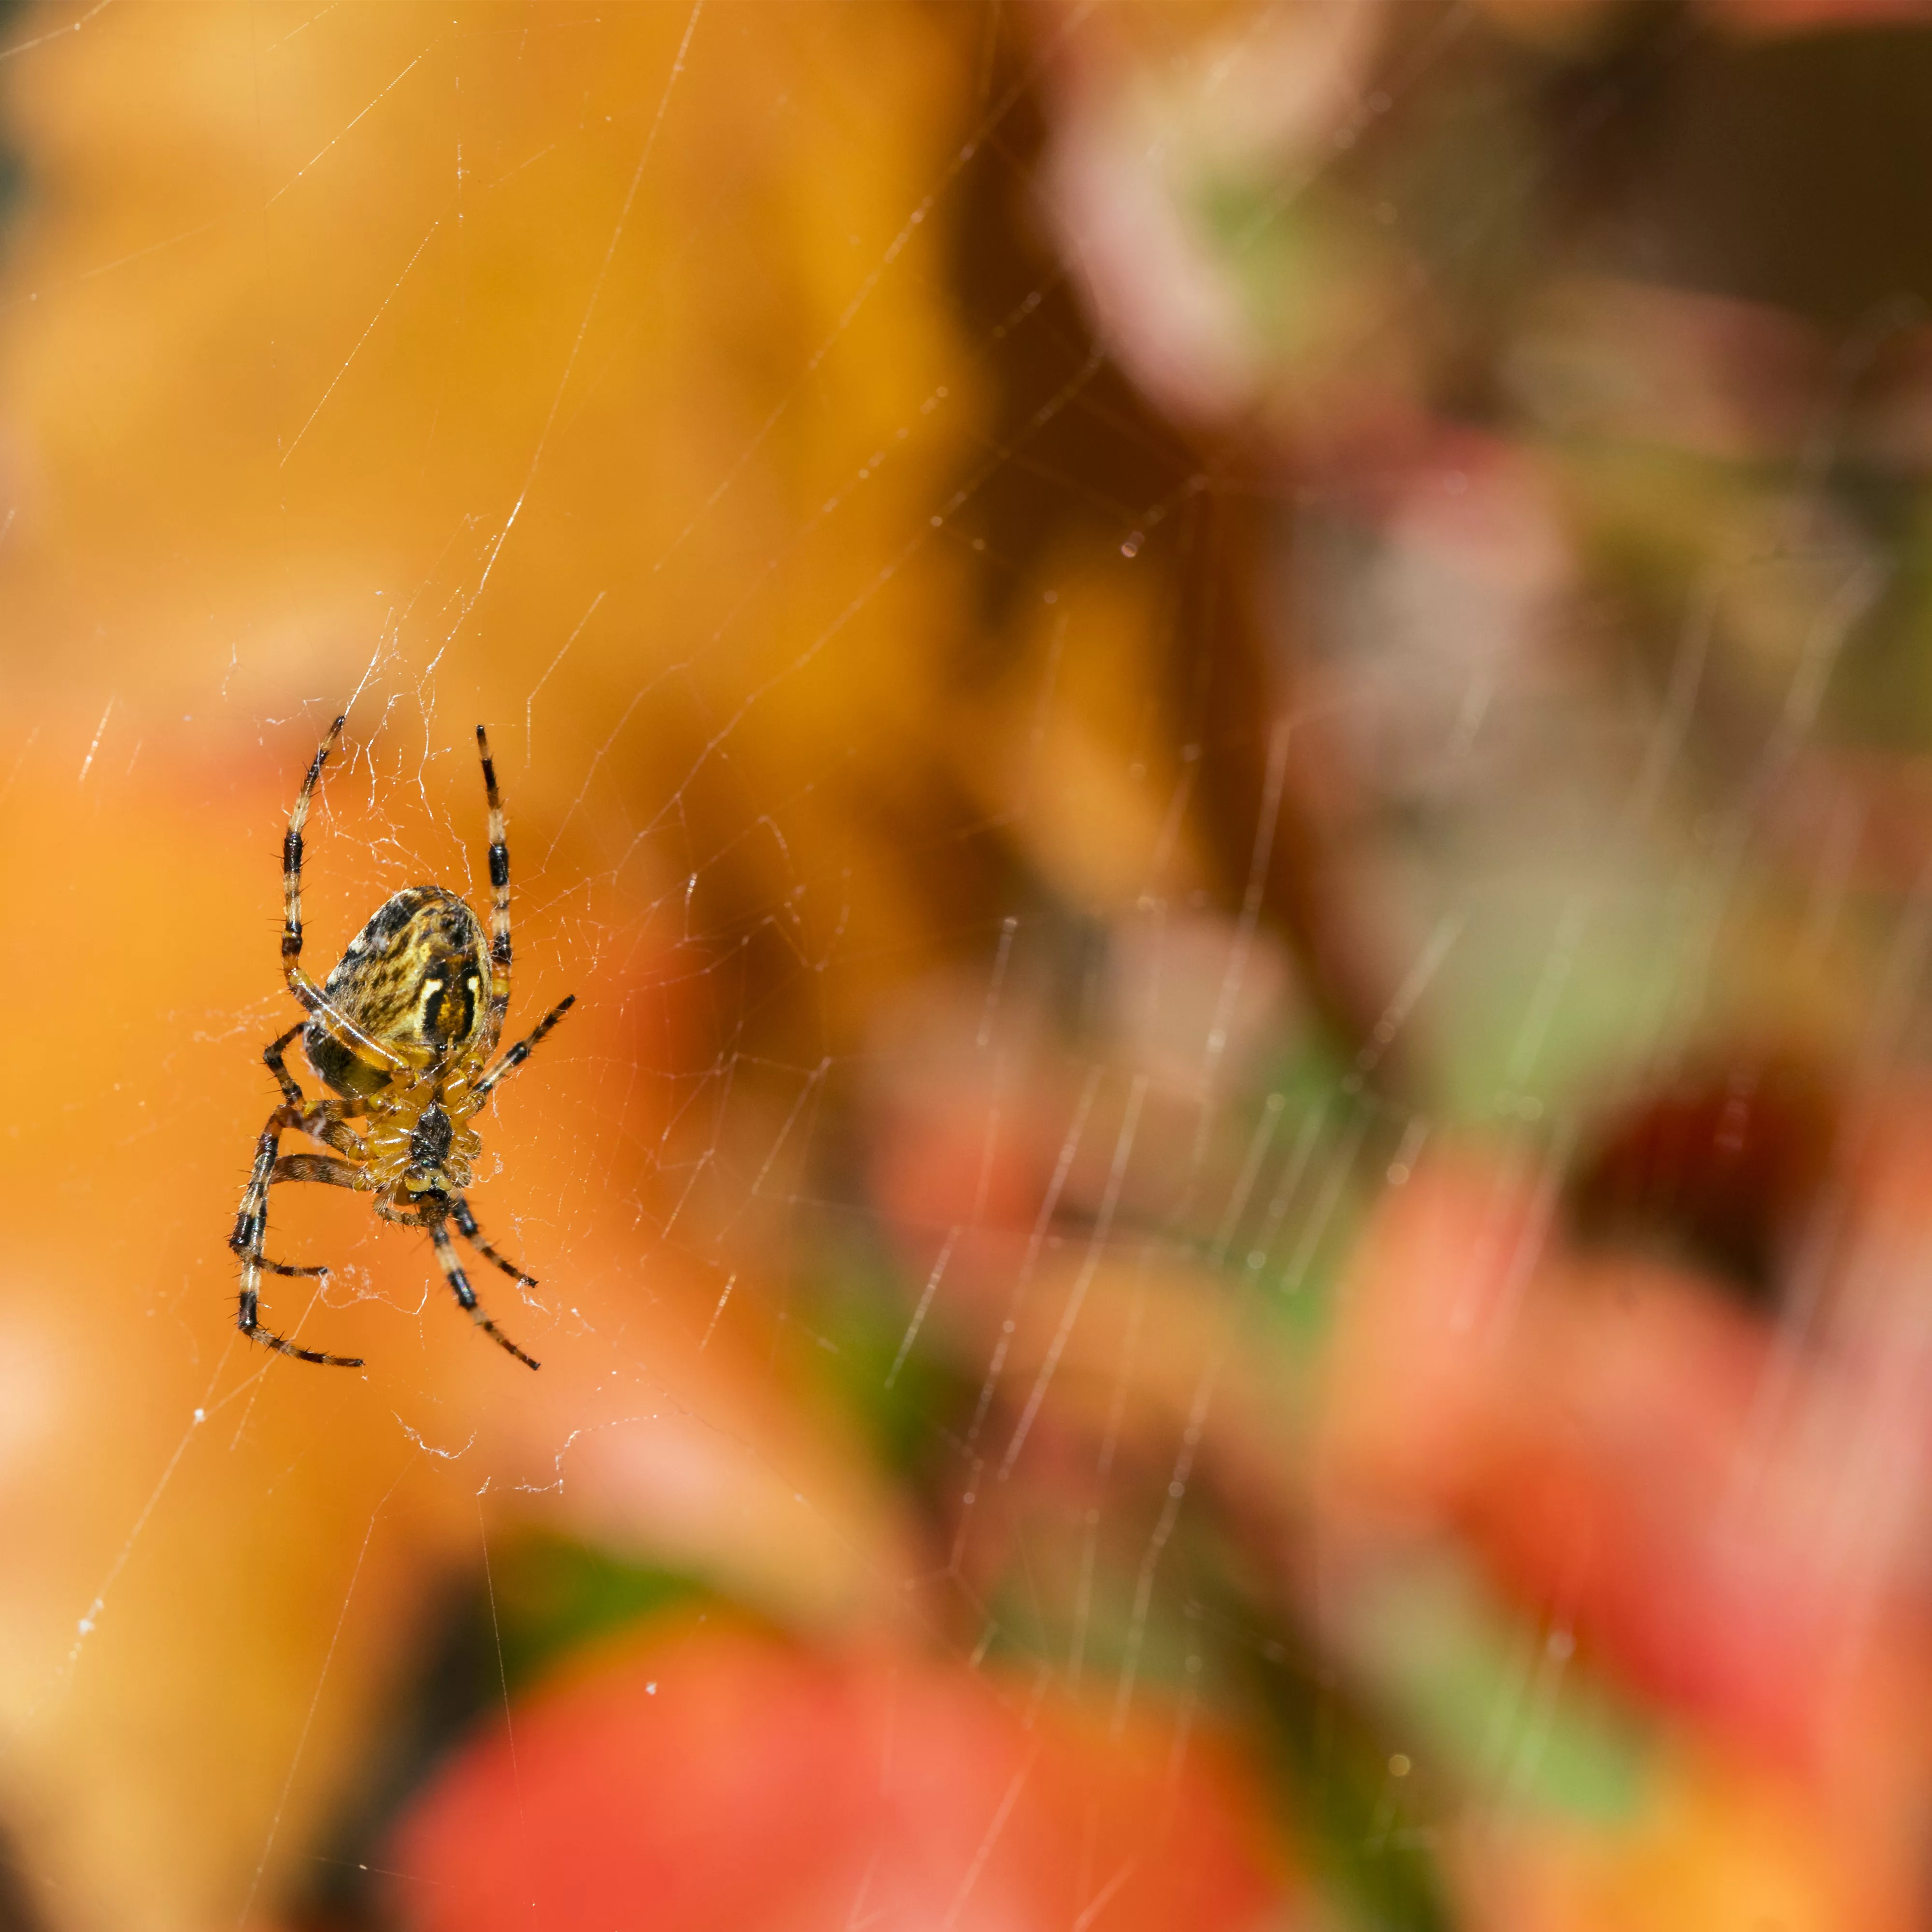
(228, 717, 577, 1370)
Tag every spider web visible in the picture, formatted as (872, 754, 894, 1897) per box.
(0, 4, 1922, 1930)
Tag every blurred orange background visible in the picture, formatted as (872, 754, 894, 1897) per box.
(3, 1, 1932, 1928)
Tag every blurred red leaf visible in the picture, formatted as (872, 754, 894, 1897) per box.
(1318, 1148, 1930, 1775)
(385, 1626, 1294, 1932)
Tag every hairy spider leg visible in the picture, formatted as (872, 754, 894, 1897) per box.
(451, 1194, 538, 1287)
(231, 1105, 364, 1368)
(475, 725, 513, 1049)
(280, 715, 409, 1076)
(231, 1023, 366, 1362)
(475, 994, 577, 1101)
(262, 1022, 368, 1158)
(272, 1153, 363, 1187)
(430, 1211, 540, 1369)
(282, 715, 343, 1012)
(263, 1020, 307, 1108)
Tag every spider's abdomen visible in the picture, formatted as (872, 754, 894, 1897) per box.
(304, 886, 492, 1098)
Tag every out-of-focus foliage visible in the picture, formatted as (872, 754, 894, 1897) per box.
(3, 2, 1932, 1930)
(387, 1625, 1289, 1932)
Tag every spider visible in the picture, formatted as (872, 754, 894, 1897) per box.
(228, 715, 575, 1370)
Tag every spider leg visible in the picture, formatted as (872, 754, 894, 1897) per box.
(266, 1018, 369, 1161)
(247, 1141, 364, 1278)
(276, 717, 409, 1076)
(475, 994, 577, 1101)
(475, 726, 513, 1047)
(256, 1151, 366, 1270)
(231, 1106, 364, 1369)
(239, 1304, 364, 1369)
(469, 725, 576, 1108)
(451, 1195, 538, 1288)
(266, 1027, 360, 1136)
(271, 1153, 364, 1188)
(429, 1212, 540, 1370)
(298, 1107, 364, 1160)
(231, 1102, 302, 1265)
(282, 716, 344, 1018)
(255, 1026, 359, 1217)
(263, 1021, 307, 1107)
